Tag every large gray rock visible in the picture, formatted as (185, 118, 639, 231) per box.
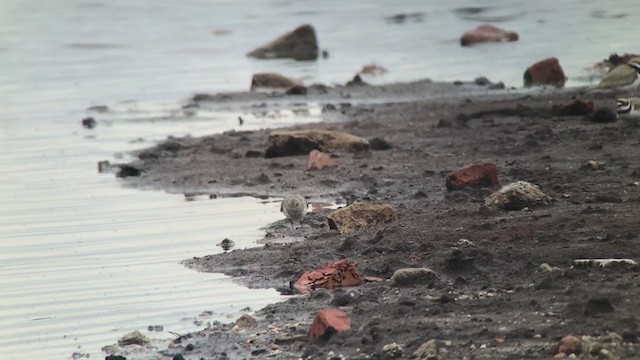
(247, 24, 319, 61)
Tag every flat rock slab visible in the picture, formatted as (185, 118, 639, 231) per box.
(293, 259, 363, 294)
(327, 203, 399, 234)
(265, 129, 369, 158)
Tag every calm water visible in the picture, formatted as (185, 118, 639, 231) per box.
(0, 0, 637, 359)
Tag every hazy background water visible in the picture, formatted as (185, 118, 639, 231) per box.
(0, 0, 637, 359)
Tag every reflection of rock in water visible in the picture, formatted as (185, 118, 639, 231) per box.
(218, 238, 235, 252)
(452, 6, 526, 22)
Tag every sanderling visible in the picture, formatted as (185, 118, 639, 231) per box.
(280, 195, 308, 229)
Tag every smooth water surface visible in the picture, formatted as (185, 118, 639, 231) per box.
(1, 0, 637, 359)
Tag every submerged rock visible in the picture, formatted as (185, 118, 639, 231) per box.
(359, 63, 388, 76)
(460, 24, 518, 46)
(247, 24, 319, 61)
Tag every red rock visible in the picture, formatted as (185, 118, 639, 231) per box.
(556, 98, 595, 116)
(306, 150, 337, 170)
(556, 335, 582, 355)
(524, 57, 566, 88)
(460, 24, 518, 46)
(497, 224, 534, 242)
(445, 162, 499, 191)
(308, 309, 351, 339)
(293, 259, 363, 294)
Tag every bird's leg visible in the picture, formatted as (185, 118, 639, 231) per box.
(290, 219, 294, 229)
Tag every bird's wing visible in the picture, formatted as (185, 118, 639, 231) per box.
(597, 64, 636, 88)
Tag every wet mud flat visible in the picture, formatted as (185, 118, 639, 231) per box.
(108, 81, 640, 359)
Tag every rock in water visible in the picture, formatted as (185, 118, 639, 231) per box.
(247, 24, 319, 61)
(460, 24, 518, 46)
(524, 57, 566, 88)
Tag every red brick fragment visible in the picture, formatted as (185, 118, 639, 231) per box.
(293, 259, 363, 294)
(308, 309, 351, 339)
(445, 162, 499, 191)
(306, 150, 337, 170)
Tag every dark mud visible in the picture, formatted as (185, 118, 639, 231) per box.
(108, 81, 640, 359)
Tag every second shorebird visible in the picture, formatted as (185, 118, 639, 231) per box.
(616, 97, 640, 126)
(280, 195, 308, 229)
(592, 57, 640, 92)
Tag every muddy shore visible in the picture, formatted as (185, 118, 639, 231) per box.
(106, 80, 640, 359)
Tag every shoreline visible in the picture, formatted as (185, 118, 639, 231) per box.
(105, 80, 640, 359)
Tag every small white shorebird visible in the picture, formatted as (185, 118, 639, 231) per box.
(590, 57, 640, 92)
(616, 97, 640, 126)
(280, 194, 308, 229)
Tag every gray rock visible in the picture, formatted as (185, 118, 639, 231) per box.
(247, 24, 318, 61)
(117, 330, 149, 346)
(389, 268, 439, 287)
